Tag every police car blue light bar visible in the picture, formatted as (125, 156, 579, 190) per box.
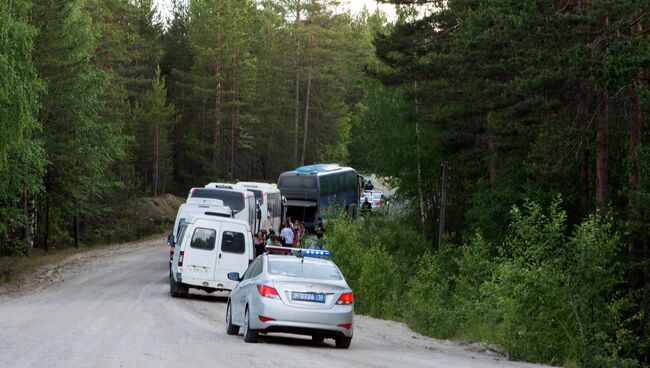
(303, 249, 330, 257)
(265, 246, 331, 258)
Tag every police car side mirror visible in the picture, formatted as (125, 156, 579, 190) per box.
(227, 272, 241, 282)
(167, 234, 175, 247)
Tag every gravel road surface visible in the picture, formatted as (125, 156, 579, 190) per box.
(0, 237, 550, 368)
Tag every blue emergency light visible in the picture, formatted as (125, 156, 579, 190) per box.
(303, 249, 331, 257)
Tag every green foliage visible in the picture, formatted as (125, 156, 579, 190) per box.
(328, 199, 640, 366)
(134, 66, 178, 195)
(0, 0, 46, 255)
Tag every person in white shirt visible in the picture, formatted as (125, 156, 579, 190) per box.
(280, 223, 294, 247)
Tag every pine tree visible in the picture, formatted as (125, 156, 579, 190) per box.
(134, 66, 178, 196)
(33, 0, 123, 248)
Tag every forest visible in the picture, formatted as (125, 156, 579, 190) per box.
(0, 0, 382, 252)
(1, 0, 649, 366)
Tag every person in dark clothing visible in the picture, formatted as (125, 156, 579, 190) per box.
(315, 217, 325, 239)
(361, 197, 372, 215)
(254, 231, 266, 257)
(364, 180, 374, 191)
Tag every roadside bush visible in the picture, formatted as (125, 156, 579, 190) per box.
(326, 198, 643, 367)
(403, 251, 457, 338)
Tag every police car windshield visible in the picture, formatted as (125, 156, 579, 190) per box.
(191, 188, 244, 212)
(268, 260, 342, 280)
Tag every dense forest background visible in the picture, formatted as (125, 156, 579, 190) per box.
(1, 0, 650, 366)
(1, 0, 382, 252)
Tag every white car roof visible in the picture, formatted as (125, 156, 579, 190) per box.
(236, 181, 276, 189)
(188, 215, 251, 229)
(205, 182, 248, 191)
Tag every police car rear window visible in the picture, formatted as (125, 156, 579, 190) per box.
(268, 261, 342, 280)
(190, 228, 216, 250)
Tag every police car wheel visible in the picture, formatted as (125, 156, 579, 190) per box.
(226, 302, 239, 335)
(335, 336, 352, 349)
(243, 307, 258, 343)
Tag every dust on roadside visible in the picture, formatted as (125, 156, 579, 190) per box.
(0, 235, 165, 300)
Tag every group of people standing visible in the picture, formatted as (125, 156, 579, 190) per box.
(254, 217, 323, 257)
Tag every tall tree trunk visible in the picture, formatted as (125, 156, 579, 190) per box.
(73, 215, 80, 248)
(300, 34, 313, 166)
(213, 25, 222, 170)
(293, 0, 301, 166)
(153, 120, 159, 196)
(628, 19, 644, 257)
(487, 110, 497, 186)
(414, 81, 426, 233)
(230, 44, 237, 180)
(22, 187, 31, 257)
(596, 89, 609, 213)
(595, 15, 609, 213)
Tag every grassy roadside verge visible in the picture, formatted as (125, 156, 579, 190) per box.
(0, 194, 182, 286)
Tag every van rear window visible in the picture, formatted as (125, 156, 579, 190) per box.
(221, 231, 245, 254)
(190, 228, 216, 250)
(191, 189, 245, 212)
(268, 261, 342, 280)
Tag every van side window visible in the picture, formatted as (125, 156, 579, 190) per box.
(221, 231, 245, 254)
(177, 224, 187, 244)
(190, 228, 216, 250)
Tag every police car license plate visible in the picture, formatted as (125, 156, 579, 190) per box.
(292, 292, 325, 303)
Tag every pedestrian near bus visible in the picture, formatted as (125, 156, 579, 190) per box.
(280, 222, 294, 247)
(315, 217, 325, 239)
(254, 231, 266, 257)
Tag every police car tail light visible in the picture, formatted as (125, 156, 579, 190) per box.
(336, 292, 353, 305)
(258, 315, 276, 322)
(178, 251, 184, 267)
(257, 285, 280, 300)
(337, 323, 352, 329)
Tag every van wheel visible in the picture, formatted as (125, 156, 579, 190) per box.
(169, 274, 188, 297)
(335, 336, 352, 349)
(243, 307, 258, 343)
(226, 301, 239, 335)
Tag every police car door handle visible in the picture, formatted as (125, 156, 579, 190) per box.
(219, 254, 222, 259)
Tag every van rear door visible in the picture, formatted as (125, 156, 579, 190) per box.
(214, 224, 251, 282)
(182, 221, 220, 281)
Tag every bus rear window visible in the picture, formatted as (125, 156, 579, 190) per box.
(191, 188, 245, 212)
(278, 175, 317, 189)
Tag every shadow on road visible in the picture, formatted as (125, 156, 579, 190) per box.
(257, 334, 336, 349)
(182, 292, 228, 303)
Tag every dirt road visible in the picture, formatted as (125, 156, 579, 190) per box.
(0, 238, 549, 368)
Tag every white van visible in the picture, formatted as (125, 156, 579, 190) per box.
(195, 184, 260, 235)
(168, 198, 233, 272)
(170, 215, 253, 297)
(236, 182, 285, 233)
(172, 197, 232, 239)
